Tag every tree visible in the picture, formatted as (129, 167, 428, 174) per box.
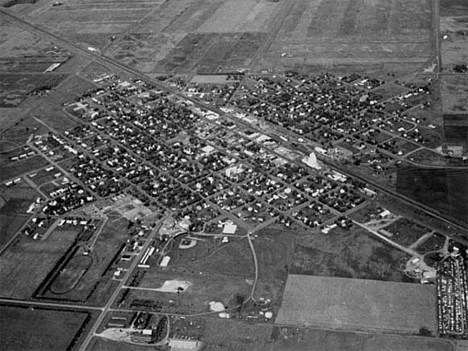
(418, 327, 432, 336)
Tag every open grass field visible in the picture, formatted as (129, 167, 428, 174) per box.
(291, 225, 410, 282)
(383, 218, 431, 247)
(0, 154, 49, 182)
(127, 267, 252, 314)
(441, 75, 468, 126)
(441, 29, 468, 71)
(396, 165, 468, 223)
(0, 108, 46, 144)
(0, 228, 78, 298)
(268, 326, 454, 351)
(276, 275, 437, 333)
(0, 304, 90, 351)
(259, 0, 433, 70)
(0, 30, 69, 59)
(86, 337, 160, 351)
(0, 73, 68, 107)
(201, 317, 272, 351)
(0, 214, 28, 250)
(0, 180, 39, 254)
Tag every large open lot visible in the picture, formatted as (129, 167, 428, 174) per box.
(290, 225, 411, 282)
(268, 326, 454, 351)
(0, 228, 78, 298)
(258, 0, 434, 71)
(10, 0, 434, 74)
(0, 304, 90, 351)
(396, 164, 468, 224)
(276, 275, 437, 333)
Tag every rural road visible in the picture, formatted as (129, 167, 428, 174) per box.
(0, 298, 102, 311)
(78, 217, 165, 351)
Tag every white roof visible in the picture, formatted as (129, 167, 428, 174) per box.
(223, 224, 237, 234)
(160, 256, 171, 267)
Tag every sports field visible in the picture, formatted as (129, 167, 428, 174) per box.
(276, 275, 436, 333)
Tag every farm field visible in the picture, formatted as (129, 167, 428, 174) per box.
(276, 275, 437, 333)
(10, 0, 279, 73)
(290, 225, 411, 282)
(258, 0, 433, 71)
(396, 165, 468, 224)
(440, 0, 468, 16)
(0, 228, 78, 298)
(268, 326, 454, 351)
(441, 75, 468, 144)
(0, 304, 90, 351)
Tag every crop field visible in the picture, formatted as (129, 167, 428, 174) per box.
(396, 165, 468, 223)
(0, 22, 23, 46)
(0, 304, 90, 351)
(290, 225, 411, 282)
(0, 228, 78, 298)
(259, 0, 433, 70)
(147, 32, 266, 73)
(276, 275, 437, 333)
(268, 326, 454, 351)
(24, 0, 275, 73)
(440, 0, 468, 16)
